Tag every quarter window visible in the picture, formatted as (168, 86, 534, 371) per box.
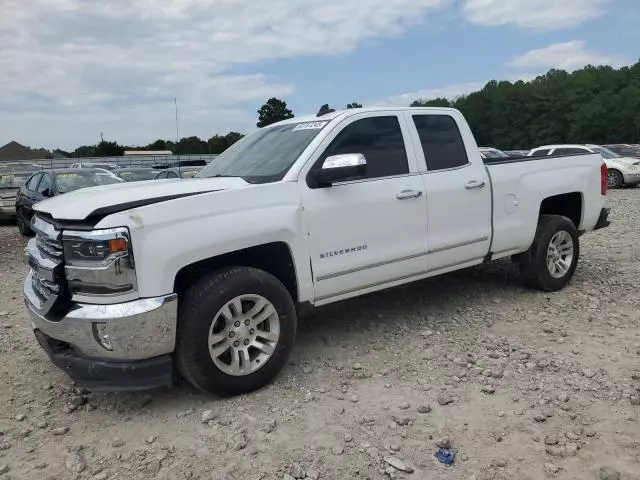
(319, 116, 409, 179)
(412, 115, 468, 171)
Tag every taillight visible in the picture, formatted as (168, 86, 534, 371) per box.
(601, 163, 607, 195)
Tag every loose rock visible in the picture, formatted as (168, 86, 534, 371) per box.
(597, 467, 621, 480)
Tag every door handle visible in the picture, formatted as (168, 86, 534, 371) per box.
(465, 180, 486, 190)
(396, 189, 423, 200)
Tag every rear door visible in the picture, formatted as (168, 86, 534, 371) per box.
(20, 173, 43, 216)
(407, 112, 492, 272)
(300, 112, 428, 302)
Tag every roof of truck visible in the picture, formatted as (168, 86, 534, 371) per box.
(272, 107, 461, 126)
(531, 144, 600, 150)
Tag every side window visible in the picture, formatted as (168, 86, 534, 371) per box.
(168, 171, 180, 179)
(319, 116, 409, 179)
(530, 149, 551, 157)
(156, 171, 166, 179)
(554, 148, 588, 155)
(412, 115, 468, 171)
(26, 173, 42, 190)
(36, 174, 52, 194)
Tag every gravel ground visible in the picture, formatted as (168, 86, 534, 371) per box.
(1, 189, 639, 480)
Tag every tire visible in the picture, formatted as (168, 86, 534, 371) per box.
(175, 267, 297, 396)
(17, 208, 33, 237)
(607, 169, 624, 189)
(518, 215, 579, 292)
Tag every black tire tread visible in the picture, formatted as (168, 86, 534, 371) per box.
(519, 215, 579, 292)
(175, 266, 296, 396)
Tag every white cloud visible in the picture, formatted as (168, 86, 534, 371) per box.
(370, 82, 485, 106)
(0, 0, 448, 149)
(462, 0, 608, 30)
(507, 41, 631, 71)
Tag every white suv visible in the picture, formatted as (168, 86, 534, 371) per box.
(529, 144, 640, 188)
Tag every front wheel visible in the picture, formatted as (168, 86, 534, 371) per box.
(17, 208, 33, 237)
(607, 169, 623, 189)
(518, 215, 579, 292)
(176, 267, 297, 396)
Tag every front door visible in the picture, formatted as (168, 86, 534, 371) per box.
(300, 113, 428, 302)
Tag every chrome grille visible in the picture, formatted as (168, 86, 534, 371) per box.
(36, 235, 63, 259)
(26, 215, 65, 315)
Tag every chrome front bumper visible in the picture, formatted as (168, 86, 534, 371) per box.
(25, 271, 178, 361)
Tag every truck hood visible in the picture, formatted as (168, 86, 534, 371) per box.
(34, 177, 249, 221)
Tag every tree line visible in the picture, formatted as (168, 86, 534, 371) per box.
(411, 61, 640, 149)
(65, 60, 639, 157)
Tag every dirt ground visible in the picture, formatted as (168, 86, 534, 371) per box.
(1, 189, 639, 480)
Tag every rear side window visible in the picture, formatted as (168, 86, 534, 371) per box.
(554, 148, 588, 155)
(26, 173, 42, 190)
(530, 149, 551, 157)
(412, 115, 468, 171)
(320, 116, 409, 179)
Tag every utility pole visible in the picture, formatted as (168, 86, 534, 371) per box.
(174, 98, 179, 144)
(100, 132, 104, 143)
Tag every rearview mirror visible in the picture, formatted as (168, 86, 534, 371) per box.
(313, 154, 367, 187)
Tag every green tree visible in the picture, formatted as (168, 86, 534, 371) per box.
(257, 98, 294, 128)
(346, 102, 362, 109)
(73, 145, 97, 157)
(207, 132, 244, 154)
(174, 136, 208, 155)
(411, 98, 451, 107)
(94, 141, 124, 157)
(409, 60, 640, 148)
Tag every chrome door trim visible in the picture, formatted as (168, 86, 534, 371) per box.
(316, 251, 429, 282)
(315, 256, 485, 301)
(428, 236, 489, 254)
(315, 236, 489, 282)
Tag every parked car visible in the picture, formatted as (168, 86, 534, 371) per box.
(603, 144, 640, 159)
(24, 107, 609, 395)
(114, 167, 158, 182)
(154, 166, 202, 179)
(16, 168, 124, 236)
(504, 150, 530, 157)
(70, 162, 118, 171)
(0, 163, 42, 174)
(0, 170, 34, 221)
(528, 144, 640, 188)
(479, 147, 509, 159)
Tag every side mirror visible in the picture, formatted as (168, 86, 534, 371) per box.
(42, 188, 53, 197)
(313, 154, 367, 187)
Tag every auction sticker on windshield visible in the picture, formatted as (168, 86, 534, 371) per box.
(292, 121, 329, 131)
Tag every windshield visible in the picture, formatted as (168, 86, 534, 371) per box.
(55, 171, 123, 193)
(198, 121, 329, 183)
(481, 149, 509, 158)
(591, 146, 621, 159)
(0, 173, 31, 189)
(116, 170, 157, 182)
(181, 169, 200, 178)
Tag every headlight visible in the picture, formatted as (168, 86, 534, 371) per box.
(62, 227, 137, 298)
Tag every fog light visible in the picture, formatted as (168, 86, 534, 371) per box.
(92, 322, 113, 351)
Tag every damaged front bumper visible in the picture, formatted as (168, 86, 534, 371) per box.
(25, 271, 178, 391)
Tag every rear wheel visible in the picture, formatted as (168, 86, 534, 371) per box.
(607, 169, 623, 189)
(17, 208, 33, 237)
(176, 267, 297, 396)
(518, 215, 579, 292)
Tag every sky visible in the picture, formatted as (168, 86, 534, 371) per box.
(0, 0, 638, 150)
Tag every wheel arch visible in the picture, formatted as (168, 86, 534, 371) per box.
(173, 242, 299, 303)
(539, 192, 583, 229)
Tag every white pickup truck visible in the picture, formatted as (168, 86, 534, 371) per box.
(24, 107, 610, 395)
